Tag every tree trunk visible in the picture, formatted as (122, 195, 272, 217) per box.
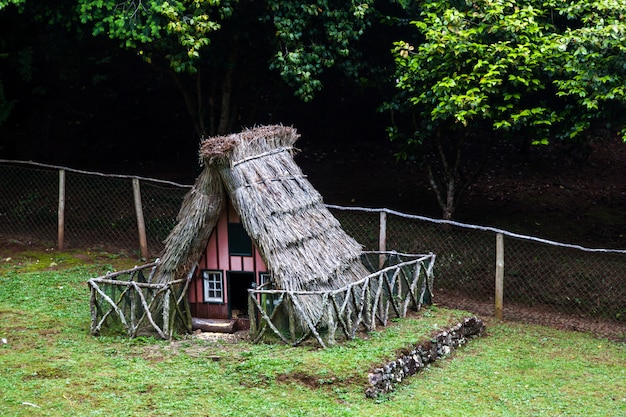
(426, 130, 492, 221)
(161, 36, 240, 138)
(167, 71, 205, 138)
(427, 129, 462, 221)
(217, 37, 239, 135)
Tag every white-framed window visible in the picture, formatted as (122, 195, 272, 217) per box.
(259, 272, 272, 289)
(202, 270, 224, 303)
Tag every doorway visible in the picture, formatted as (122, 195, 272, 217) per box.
(227, 271, 255, 320)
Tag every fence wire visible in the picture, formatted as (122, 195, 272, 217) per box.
(1, 161, 624, 338)
(330, 206, 626, 337)
(0, 161, 189, 256)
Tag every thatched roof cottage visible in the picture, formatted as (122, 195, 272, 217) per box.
(88, 125, 435, 345)
(153, 125, 372, 332)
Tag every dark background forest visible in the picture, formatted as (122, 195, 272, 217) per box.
(1, 1, 625, 250)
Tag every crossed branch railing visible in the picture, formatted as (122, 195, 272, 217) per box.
(87, 262, 193, 339)
(247, 252, 436, 347)
(87, 252, 435, 345)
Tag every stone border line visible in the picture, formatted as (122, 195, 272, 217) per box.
(366, 316, 485, 398)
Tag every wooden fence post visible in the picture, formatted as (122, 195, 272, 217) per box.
(495, 233, 504, 321)
(58, 169, 66, 250)
(379, 210, 387, 269)
(132, 178, 149, 260)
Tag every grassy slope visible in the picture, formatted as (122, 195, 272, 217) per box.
(0, 256, 624, 417)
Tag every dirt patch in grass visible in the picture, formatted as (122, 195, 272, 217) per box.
(141, 330, 250, 362)
(21, 366, 71, 380)
(276, 371, 336, 387)
(435, 289, 626, 342)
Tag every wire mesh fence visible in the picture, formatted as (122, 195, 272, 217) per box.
(0, 160, 189, 257)
(1, 160, 624, 338)
(330, 206, 626, 338)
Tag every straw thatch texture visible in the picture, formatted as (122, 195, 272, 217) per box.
(152, 166, 225, 286)
(200, 125, 371, 296)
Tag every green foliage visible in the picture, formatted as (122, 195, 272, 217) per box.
(0, 0, 25, 9)
(545, 0, 626, 139)
(75, 0, 374, 101)
(77, 0, 232, 74)
(267, 0, 375, 101)
(390, 0, 626, 144)
(386, 0, 626, 219)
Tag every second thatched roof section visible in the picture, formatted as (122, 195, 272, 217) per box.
(200, 125, 370, 293)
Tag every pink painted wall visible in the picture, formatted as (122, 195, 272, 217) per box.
(189, 200, 268, 319)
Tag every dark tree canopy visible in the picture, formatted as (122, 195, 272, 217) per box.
(387, 0, 626, 219)
(2, 0, 625, 219)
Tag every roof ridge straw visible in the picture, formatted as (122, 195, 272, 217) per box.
(231, 146, 294, 167)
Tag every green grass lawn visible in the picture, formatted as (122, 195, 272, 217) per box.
(0, 254, 624, 416)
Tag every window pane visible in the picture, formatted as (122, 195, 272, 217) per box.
(202, 270, 224, 303)
(228, 222, 253, 256)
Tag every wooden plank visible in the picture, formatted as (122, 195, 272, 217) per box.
(495, 233, 504, 321)
(90, 277, 186, 288)
(89, 285, 98, 334)
(351, 282, 368, 337)
(371, 273, 385, 330)
(163, 288, 171, 337)
(147, 263, 159, 283)
(57, 169, 65, 251)
(313, 294, 329, 330)
(242, 256, 254, 271)
(206, 231, 219, 269)
(362, 279, 372, 330)
(254, 249, 267, 271)
(230, 256, 243, 271)
(132, 178, 149, 260)
(177, 277, 194, 332)
(248, 291, 257, 335)
(325, 296, 336, 345)
(383, 270, 402, 318)
(345, 286, 357, 334)
(130, 284, 137, 330)
(378, 211, 387, 269)
(403, 264, 420, 314)
(216, 210, 230, 270)
(88, 282, 130, 333)
(288, 297, 297, 344)
(395, 265, 412, 315)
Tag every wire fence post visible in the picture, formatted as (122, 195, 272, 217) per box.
(132, 178, 149, 260)
(58, 169, 66, 250)
(495, 233, 504, 321)
(379, 210, 387, 268)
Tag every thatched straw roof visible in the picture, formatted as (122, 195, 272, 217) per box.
(154, 125, 370, 324)
(152, 165, 225, 286)
(200, 125, 370, 293)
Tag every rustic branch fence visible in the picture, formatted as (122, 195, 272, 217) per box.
(87, 262, 193, 339)
(247, 252, 435, 347)
(1, 160, 625, 337)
